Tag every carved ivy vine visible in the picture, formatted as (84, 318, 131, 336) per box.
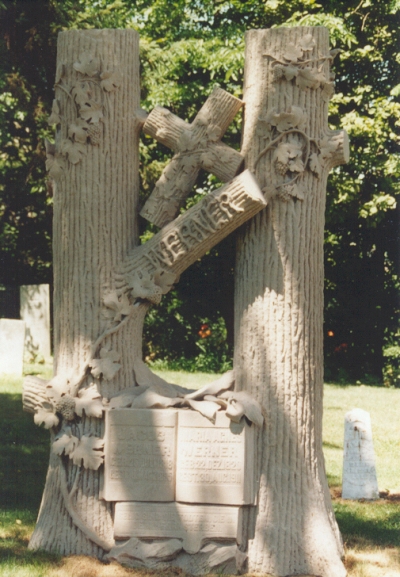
(45, 50, 122, 180)
(253, 105, 343, 201)
(263, 32, 339, 101)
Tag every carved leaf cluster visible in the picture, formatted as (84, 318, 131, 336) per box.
(90, 347, 121, 380)
(267, 33, 335, 101)
(47, 51, 122, 179)
(53, 429, 104, 470)
(103, 291, 133, 322)
(126, 268, 176, 305)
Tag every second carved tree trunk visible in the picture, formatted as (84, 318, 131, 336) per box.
(234, 27, 348, 577)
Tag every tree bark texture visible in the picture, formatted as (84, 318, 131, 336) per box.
(234, 27, 349, 576)
(29, 29, 141, 556)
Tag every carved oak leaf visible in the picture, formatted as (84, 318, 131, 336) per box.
(206, 124, 221, 142)
(320, 136, 339, 160)
(126, 271, 163, 304)
(103, 291, 133, 322)
(79, 101, 103, 124)
(48, 158, 64, 180)
(288, 155, 305, 173)
(100, 70, 122, 92)
(309, 152, 322, 177)
(68, 119, 89, 144)
(72, 81, 92, 106)
(195, 108, 212, 126)
(75, 385, 103, 418)
(283, 65, 299, 81)
(48, 99, 61, 125)
(73, 52, 100, 77)
(153, 269, 176, 294)
(200, 151, 216, 171)
(34, 402, 59, 429)
(178, 130, 197, 152)
(321, 81, 335, 101)
(52, 429, 79, 456)
(61, 139, 86, 164)
(90, 347, 121, 380)
(278, 182, 305, 202)
(296, 67, 322, 90)
(257, 107, 277, 133)
(46, 374, 70, 402)
(45, 138, 56, 156)
(180, 154, 198, 173)
(282, 42, 303, 63)
(288, 182, 305, 201)
(71, 435, 104, 470)
(274, 142, 303, 168)
(273, 106, 307, 132)
(298, 33, 316, 52)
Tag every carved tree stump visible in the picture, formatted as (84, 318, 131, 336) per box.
(28, 29, 267, 561)
(234, 27, 349, 577)
(29, 28, 141, 557)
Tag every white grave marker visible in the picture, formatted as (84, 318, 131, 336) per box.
(114, 501, 240, 553)
(104, 409, 177, 501)
(20, 284, 51, 359)
(342, 408, 379, 500)
(0, 319, 25, 375)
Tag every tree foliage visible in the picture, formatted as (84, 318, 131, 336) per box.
(1, 0, 398, 381)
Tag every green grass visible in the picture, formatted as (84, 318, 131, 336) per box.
(0, 364, 399, 576)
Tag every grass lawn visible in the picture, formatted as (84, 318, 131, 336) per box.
(0, 364, 399, 576)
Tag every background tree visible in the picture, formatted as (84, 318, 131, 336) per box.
(0, 0, 398, 382)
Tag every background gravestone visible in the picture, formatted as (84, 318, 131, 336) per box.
(342, 408, 379, 500)
(20, 284, 51, 360)
(0, 318, 25, 375)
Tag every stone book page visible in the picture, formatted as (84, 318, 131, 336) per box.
(176, 411, 256, 505)
(103, 409, 177, 502)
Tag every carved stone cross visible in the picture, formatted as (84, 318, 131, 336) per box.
(140, 86, 244, 228)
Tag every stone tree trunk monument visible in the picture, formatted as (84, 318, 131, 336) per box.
(234, 27, 349, 576)
(23, 28, 266, 560)
(23, 25, 350, 577)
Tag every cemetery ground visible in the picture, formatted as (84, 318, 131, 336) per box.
(0, 365, 399, 577)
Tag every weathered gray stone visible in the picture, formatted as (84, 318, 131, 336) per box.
(342, 408, 379, 500)
(0, 319, 25, 375)
(20, 284, 51, 359)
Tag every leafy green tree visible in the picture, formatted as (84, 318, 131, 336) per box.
(1, 0, 398, 380)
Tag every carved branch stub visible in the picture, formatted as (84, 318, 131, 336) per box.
(140, 86, 244, 228)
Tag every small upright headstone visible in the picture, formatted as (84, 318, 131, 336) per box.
(0, 319, 26, 375)
(342, 408, 379, 500)
(20, 284, 51, 359)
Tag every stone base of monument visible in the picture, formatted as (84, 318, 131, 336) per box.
(106, 538, 247, 574)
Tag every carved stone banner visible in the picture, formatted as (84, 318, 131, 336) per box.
(116, 169, 266, 294)
(113, 501, 240, 554)
(176, 411, 256, 505)
(342, 408, 379, 500)
(140, 86, 244, 228)
(103, 409, 177, 501)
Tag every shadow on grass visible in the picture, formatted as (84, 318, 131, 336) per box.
(0, 392, 49, 511)
(334, 501, 400, 548)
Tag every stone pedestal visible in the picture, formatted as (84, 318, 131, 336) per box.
(342, 408, 379, 500)
(20, 284, 51, 360)
(0, 319, 26, 375)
